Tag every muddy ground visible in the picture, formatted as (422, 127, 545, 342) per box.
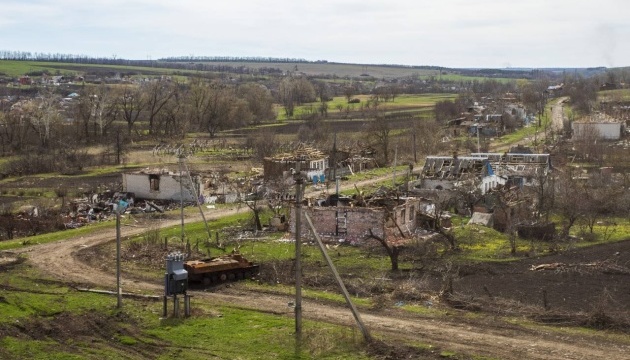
(452, 240, 630, 317)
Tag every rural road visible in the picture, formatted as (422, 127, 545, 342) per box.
(551, 97, 569, 133)
(5, 169, 630, 359)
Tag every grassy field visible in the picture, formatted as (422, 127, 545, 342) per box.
(598, 88, 630, 101)
(0, 60, 179, 78)
(205, 61, 522, 83)
(0, 262, 371, 359)
(1, 59, 523, 84)
(276, 93, 457, 121)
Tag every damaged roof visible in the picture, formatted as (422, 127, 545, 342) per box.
(422, 153, 550, 180)
(422, 156, 489, 180)
(265, 144, 327, 162)
(126, 168, 196, 176)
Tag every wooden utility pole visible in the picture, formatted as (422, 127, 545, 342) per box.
(304, 213, 372, 343)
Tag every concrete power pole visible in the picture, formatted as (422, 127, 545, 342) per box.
(294, 161, 304, 340)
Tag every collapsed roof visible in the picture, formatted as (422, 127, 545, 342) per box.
(422, 153, 550, 180)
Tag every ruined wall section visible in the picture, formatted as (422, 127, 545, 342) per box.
(290, 206, 385, 244)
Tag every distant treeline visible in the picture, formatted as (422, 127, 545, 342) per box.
(0, 50, 143, 65)
(0, 51, 289, 75)
(160, 56, 314, 63)
(0, 50, 544, 79)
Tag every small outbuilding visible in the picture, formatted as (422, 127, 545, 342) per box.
(122, 169, 204, 202)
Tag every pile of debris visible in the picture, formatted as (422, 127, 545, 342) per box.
(63, 191, 183, 229)
(530, 260, 630, 275)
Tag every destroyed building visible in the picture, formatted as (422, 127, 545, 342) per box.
(572, 113, 624, 140)
(414, 152, 551, 194)
(290, 194, 422, 245)
(122, 169, 203, 202)
(263, 144, 328, 182)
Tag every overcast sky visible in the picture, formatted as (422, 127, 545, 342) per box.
(2, 0, 628, 68)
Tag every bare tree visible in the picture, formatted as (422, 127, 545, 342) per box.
(344, 84, 356, 103)
(185, 80, 248, 137)
(144, 79, 178, 135)
(278, 77, 295, 118)
(573, 123, 604, 164)
(366, 108, 391, 165)
(424, 192, 458, 251)
(155, 90, 187, 138)
(72, 84, 118, 141)
(237, 83, 275, 124)
(553, 169, 584, 239)
(564, 76, 598, 114)
(413, 117, 445, 158)
(246, 128, 278, 161)
(0, 108, 32, 153)
(367, 228, 402, 271)
(493, 185, 529, 254)
(579, 176, 625, 235)
(24, 90, 62, 148)
(118, 85, 146, 134)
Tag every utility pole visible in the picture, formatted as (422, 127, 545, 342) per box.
(116, 208, 122, 308)
(178, 154, 185, 241)
(115, 198, 129, 309)
(477, 126, 481, 153)
(392, 145, 398, 187)
(332, 134, 337, 182)
(412, 132, 417, 164)
(294, 161, 304, 340)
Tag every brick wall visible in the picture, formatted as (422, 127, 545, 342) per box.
(290, 206, 385, 245)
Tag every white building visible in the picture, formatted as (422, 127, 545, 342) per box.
(572, 121, 622, 140)
(122, 169, 203, 201)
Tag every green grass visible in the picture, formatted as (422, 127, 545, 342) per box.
(0, 220, 116, 251)
(598, 88, 630, 101)
(276, 94, 457, 120)
(452, 223, 524, 261)
(0, 263, 371, 360)
(0, 60, 181, 78)
(0, 60, 64, 77)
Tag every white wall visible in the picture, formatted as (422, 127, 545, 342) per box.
(480, 175, 506, 195)
(122, 173, 202, 201)
(572, 122, 621, 140)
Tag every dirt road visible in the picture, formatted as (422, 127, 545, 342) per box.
(6, 176, 630, 359)
(551, 97, 568, 133)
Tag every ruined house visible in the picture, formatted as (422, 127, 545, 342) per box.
(263, 144, 328, 182)
(290, 196, 422, 245)
(332, 145, 378, 177)
(122, 169, 203, 202)
(415, 152, 550, 194)
(572, 113, 623, 140)
(416, 155, 504, 194)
